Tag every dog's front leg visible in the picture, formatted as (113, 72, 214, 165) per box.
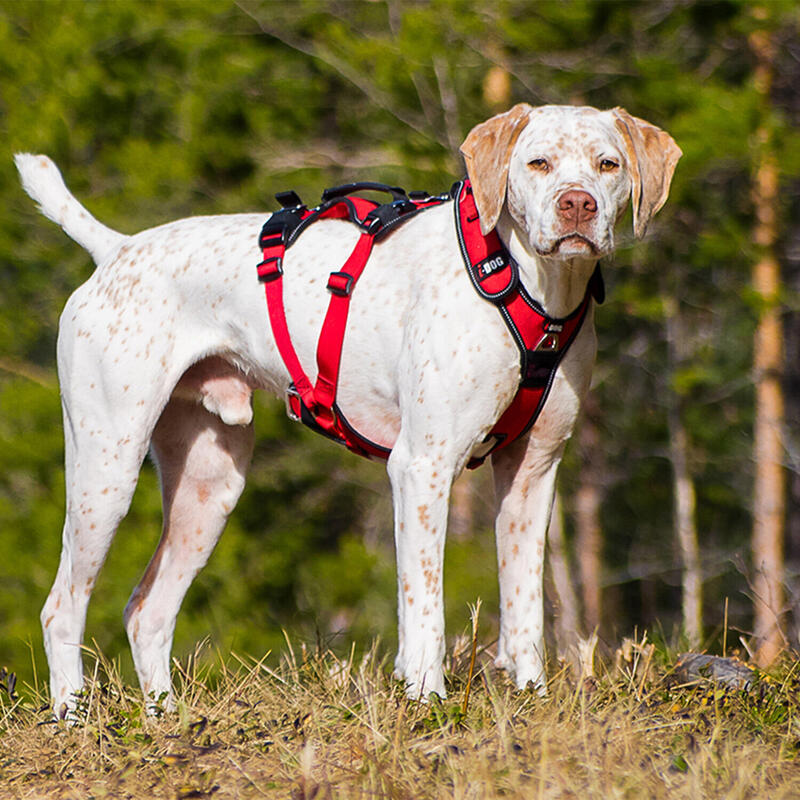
(387, 435, 455, 699)
(491, 434, 565, 692)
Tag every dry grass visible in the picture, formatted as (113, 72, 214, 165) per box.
(2, 638, 800, 799)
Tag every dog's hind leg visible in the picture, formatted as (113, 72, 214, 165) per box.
(123, 393, 253, 710)
(42, 374, 159, 717)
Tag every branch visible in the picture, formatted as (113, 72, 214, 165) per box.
(0, 358, 57, 390)
(433, 55, 461, 153)
(235, 2, 447, 149)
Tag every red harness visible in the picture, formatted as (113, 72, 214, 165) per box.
(257, 179, 603, 469)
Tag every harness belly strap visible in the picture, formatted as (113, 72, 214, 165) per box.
(256, 179, 602, 468)
(258, 184, 446, 459)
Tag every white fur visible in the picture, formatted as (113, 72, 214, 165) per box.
(16, 105, 675, 715)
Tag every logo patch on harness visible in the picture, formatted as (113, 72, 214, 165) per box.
(476, 251, 509, 280)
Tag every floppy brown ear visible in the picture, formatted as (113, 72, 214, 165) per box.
(613, 108, 682, 239)
(460, 103, 532, 235)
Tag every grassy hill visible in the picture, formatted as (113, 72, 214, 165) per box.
(2, 639, 800, 798)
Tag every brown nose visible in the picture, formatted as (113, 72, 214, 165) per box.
(557, 190, 597, 224)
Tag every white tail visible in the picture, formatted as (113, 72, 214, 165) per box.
(15, 154, 128, 265)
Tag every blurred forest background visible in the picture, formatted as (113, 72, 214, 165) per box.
(1, 0, 799, 691)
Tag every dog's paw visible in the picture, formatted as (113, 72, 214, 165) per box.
(394, 663, 446, 701)
(495, 652, 547, 695)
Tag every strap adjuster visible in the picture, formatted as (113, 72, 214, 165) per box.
(257, 257, 283, 283)
(327, 271, 354, 297)
(259, 224, 287, 250)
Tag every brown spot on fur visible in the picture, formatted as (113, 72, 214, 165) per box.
(417, 504, 430, 530)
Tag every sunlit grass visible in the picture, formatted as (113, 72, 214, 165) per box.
(2, 638, 800, 798)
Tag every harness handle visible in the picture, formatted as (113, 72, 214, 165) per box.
(321, 182, 408, 204)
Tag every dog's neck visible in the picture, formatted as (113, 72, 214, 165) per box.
(496, 215, 599, 319)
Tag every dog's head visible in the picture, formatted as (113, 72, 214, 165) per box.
(460, 104, 681, 258)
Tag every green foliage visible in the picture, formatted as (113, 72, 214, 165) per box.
(0, 378, 63, 677)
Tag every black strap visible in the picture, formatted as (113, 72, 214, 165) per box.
(321, 182, 408, 203)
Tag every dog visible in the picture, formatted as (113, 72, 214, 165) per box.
(16, 103, 680, 715)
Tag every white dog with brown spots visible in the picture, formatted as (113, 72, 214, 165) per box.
(16, 103, 680, 716)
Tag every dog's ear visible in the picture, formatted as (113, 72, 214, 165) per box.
(613, 108, 682, 239)
(460, 103, 532, 235)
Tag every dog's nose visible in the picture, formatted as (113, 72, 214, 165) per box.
(557, 190, 597, 224)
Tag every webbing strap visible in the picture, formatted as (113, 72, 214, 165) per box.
(313, 230, 375, 423)
(466, 290, 591, 467)
(454, 180, 517, 303)
(259, 259, 316, 410)
(259, 195, 394, 450)
(452, 179, 597, 468)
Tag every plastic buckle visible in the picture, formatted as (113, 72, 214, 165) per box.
(284, 383, 301, 422)
(327, 271, 354, 297)
(392, 198, 415, 213)
(365, 214, 383, 234)
(275, 190, 303, 209)
(257, 257, 283, 283)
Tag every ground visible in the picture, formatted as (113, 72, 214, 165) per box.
(2, 639, 800, 799)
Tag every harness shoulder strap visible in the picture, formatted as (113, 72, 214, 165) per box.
(453, 180, 518, 303)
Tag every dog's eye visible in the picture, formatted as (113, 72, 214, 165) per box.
(599, 158, 620, 172)
(528, 158, 550, 173)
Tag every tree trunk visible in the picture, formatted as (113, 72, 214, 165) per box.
(750, 21, 786, 666)
(482, 42, 511, 112)
(449, 472, 474, 541)
(668, 405, 703, 647)
(664, 299, 703, 648)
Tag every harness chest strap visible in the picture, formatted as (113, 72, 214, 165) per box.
(452, 180, 602, 467)
(256, 179, 602, 467)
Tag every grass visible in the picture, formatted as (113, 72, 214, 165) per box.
(2, 637, 800, 799)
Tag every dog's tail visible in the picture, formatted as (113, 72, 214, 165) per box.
(15, 153, 128, 265)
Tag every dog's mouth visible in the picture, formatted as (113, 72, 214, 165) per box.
(536, 233, 600, 257)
